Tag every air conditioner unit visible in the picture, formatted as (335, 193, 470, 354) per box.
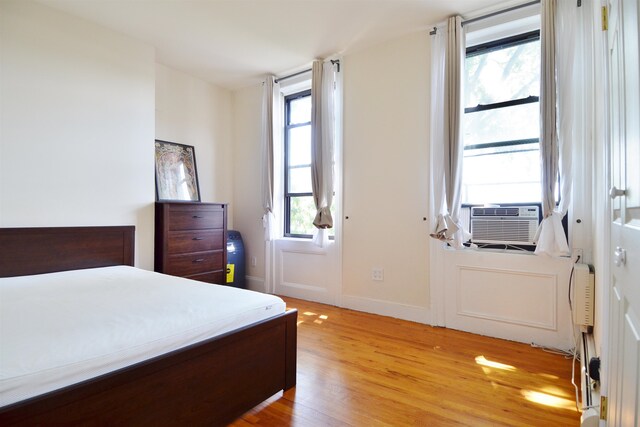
(470, 206, 539, 245)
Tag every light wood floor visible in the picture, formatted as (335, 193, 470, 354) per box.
(231, 297, 580, 426)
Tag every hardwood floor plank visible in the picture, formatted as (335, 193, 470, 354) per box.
(231, 298, 580, 426)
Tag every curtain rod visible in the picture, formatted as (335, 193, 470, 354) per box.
(462, 0, 540, 26)
(429, 0, 540, 35)
(274, 59, 340, 83)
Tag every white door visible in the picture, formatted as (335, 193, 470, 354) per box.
(606, 0, 640, 425)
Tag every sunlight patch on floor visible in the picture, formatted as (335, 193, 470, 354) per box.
(538, 385, 572, 398)
(300, 310, 329, 325)
(475, 355, 516, 371)
(521, 390, 578, 411)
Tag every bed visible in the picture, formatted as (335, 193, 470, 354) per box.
(0, 226, 297, 426)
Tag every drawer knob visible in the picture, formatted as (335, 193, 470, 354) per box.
(192, 258, 205, 263)
(192, 237, 204, 241)
(192, 215, 203, 219)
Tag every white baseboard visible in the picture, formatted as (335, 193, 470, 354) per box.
(246, 276, 432, 324)
(246, 275, 267, 293)
(340, 294, 433, 325)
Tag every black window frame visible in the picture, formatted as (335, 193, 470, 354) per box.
(463, 30, 541, 160)
(284, 89, 313, 239)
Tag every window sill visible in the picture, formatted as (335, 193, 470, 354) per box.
(275, 236, 334, 255)
(278, 236, 311, 242)
(278, 236, 336, 244)
(440, 243, 537, 256)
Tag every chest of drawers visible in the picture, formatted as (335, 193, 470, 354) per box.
(154, 202, 227, 285)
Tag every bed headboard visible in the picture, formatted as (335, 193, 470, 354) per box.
(0, 226, 135, 277)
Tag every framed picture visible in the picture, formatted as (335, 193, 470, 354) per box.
(155, 140, 201, 202)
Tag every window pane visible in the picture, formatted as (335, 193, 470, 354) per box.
(462, 145, 541, 204)
(288, 125, 311, 166)
(289, 96, 311, 125)
(289, 196, 316, 235)
(465, 40, 540, 108)
(464, 102, 539, 147)
(288, 166, 312, 193)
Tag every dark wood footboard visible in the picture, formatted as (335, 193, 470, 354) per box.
(0, 226, 297, 426)
(0, 309, 297, 426)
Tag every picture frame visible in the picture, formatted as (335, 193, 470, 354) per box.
(154, 140, 201, 202)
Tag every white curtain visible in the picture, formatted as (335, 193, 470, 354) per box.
(535, 0, 585, 257)
(429, 16, 468, 249)
(261, 76, 279, 241)
(430, 23, 447, 241)
(310, 60, 336, 247)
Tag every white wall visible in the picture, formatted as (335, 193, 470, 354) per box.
(155, 64, 234, 218)
(230, 31, 432, 316)
(231, 84, 266, 287)
(230, 27, 579, 348)
(0, 0, 156, 269)
(341, 32, 431, 322)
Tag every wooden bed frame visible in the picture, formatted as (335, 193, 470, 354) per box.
(0, 226, 297, 426)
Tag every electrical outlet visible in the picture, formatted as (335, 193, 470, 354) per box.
(372, 268, 384, 281)
(573, 248, 584, 262)
(251, 256, 257, 267)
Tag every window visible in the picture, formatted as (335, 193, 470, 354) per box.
(462, 31, 542, 205)
(284, 90, 316, 238)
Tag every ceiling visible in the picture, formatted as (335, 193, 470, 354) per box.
(35, 0, 503, 90)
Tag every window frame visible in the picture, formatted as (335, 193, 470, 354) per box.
(462, 29, 542, 206)
(283, 89, 313, 239)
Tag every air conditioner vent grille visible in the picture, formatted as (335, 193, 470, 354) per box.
(472, 207, 520, 217)
(471, 219, 537, 244)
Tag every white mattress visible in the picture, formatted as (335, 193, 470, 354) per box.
(0, 266, 286, 407)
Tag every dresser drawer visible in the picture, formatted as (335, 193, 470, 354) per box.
(185, 270, 226, 285)
(169, 205, 225, 231)
(166, 251, 223, 276)
(167, 230, 224, 254)
(155, 201, 227, 278)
